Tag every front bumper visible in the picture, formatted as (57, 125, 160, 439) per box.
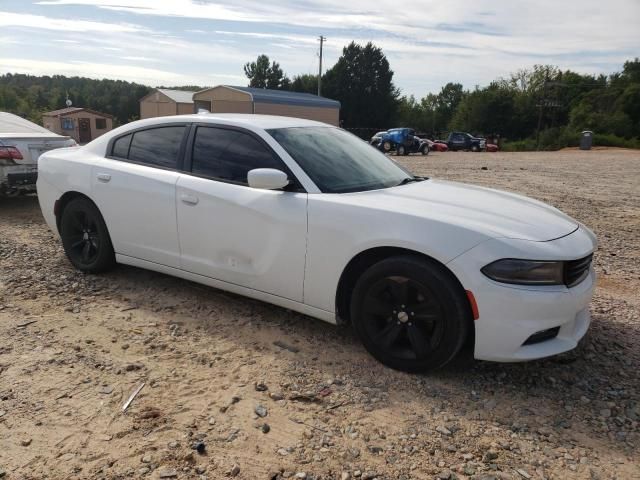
(447, 226, 597, 362)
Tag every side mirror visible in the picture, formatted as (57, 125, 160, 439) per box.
(247, 168, 289, 190)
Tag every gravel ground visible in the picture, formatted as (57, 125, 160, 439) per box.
(0, 148, 639, 480)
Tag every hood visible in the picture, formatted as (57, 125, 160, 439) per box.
(341, 179, 578, 242)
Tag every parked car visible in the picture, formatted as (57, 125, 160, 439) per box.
(37, 114, 597, 372)
(486, 143, 499, 152)
(375, 128, 429, 155)
(370, 131, 387, 145)
(446, 132, 486, 152)
(1, 112, 76, 196)
(426, 139, 449, 152)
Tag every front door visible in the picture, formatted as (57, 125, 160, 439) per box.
(78, 118, 91, 143)
(176, 125, 307, 302)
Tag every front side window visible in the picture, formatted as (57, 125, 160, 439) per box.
(127, 126, 185, 169)
(268, 127, 413, 193)
(191, 126, 286, 184)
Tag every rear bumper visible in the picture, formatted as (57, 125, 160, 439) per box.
(447, 226, 597, 362)
(1, 165, 38, 193)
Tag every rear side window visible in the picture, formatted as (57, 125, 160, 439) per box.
(113, 126, 185, 169)
(191, 126, 286, 184)
(111, 133, 131, 158)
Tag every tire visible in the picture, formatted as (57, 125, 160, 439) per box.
(471, 145, 479, 152)
(382, 141, 392, 153)
(397, 145, 407, 156)
(421, 145, 430, 156)
(59, 196, 115, 273)
(350, 255, 470, 372)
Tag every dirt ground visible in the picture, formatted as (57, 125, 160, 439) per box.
(1, 149, 639, 480)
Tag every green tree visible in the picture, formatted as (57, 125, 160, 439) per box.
(290, 74, 318, 94)
(322, 41, 399, 128)
(243, 54, 290, 89)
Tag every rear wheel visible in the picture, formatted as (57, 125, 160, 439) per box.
(350, 255, 470, 372)
(471, 145, 479, 152)
(421, 144, 430, 155)
(397, 145, 407, 156)
(59, 197, 115, 273)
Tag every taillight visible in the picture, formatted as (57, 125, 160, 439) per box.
(0, 146, 24, 165)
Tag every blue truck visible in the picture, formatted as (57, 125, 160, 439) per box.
(372, 128, 429, 156)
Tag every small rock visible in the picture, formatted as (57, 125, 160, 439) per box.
(168, 441, 179, 449)
(141, 455, 152, 463)
(437, 471, 451, 480)
(255, 404, 268, 418)
(0, 410, 5, 418)
(436, 425, 452, 436)
(0, 468, 5, 478)
(277, 448, 290, 456)
(600, 409, 611, 419)
(341, 473, 351, 480)
(98, 434, 112, 441)
(192, 440, 206, 454)
(208, 417, 216, 425)
(98, 386, 113, 395)
(483, 451, 499, 462)
(229, 464, 240, 476)
(124, 362, 144, 371)
(269, 392, 284, 401)
(21, 438, 32, 447)
(516, 469, 532, 479)
(158, 469, 178, 478)
(255, 382, 268, 391)
(295, 473, 307, 479)
(481, 166, 488, 170)
(138, 467, 150, 475)
(196, 466, 206, 474)
(261, 423, 271, 434)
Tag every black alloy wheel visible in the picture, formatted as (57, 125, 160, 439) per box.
(60, 197, 115, 273)
(351, 255, 470, 372)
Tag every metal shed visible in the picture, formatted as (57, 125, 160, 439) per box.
(193, 85, 340, 126)
(139, 88, 197, 119)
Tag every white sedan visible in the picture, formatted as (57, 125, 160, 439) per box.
(37, 114, 597, 371)
(1, 112, 76, 196)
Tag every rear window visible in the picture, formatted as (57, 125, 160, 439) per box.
(111, 133, 131, 158)
(111, 126, 185, 169)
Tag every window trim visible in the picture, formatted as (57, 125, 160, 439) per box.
(106, 122, 192, 173)
(184, 123, 306, 193)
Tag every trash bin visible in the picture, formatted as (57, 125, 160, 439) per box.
(580, 130, 593, 150)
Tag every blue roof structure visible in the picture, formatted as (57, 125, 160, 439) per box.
(225, 86, 340, 109)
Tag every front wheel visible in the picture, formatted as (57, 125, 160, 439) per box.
(421, 145, 430, 155)
(350, 255, 470, 372)
(471, 145, 479, 152)
(59, 196, 115, 273)
(397, 145, 407, 156)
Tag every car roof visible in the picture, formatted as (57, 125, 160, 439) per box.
(131, 113, 332, 130)
(0, 111, 63, 137)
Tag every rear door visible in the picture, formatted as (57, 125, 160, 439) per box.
(176, 125, 308, 301)
(91, 124, 187, 268)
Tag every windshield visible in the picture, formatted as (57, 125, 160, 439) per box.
(268, 126, 414, 193)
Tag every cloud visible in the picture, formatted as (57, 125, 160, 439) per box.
(0, 10, 146, 33)
(5, 0, 640, 97)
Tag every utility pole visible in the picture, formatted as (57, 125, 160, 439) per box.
(318, 35, 326, 96)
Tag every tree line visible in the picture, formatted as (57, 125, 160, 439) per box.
(1, 43, 639, 150)
(245, 45, 640, 149)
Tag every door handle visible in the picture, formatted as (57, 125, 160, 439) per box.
(180, 194, 199, 205)
(97, 173, 111, 183)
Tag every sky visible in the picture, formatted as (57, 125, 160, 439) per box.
(1, 0, 639, 98)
